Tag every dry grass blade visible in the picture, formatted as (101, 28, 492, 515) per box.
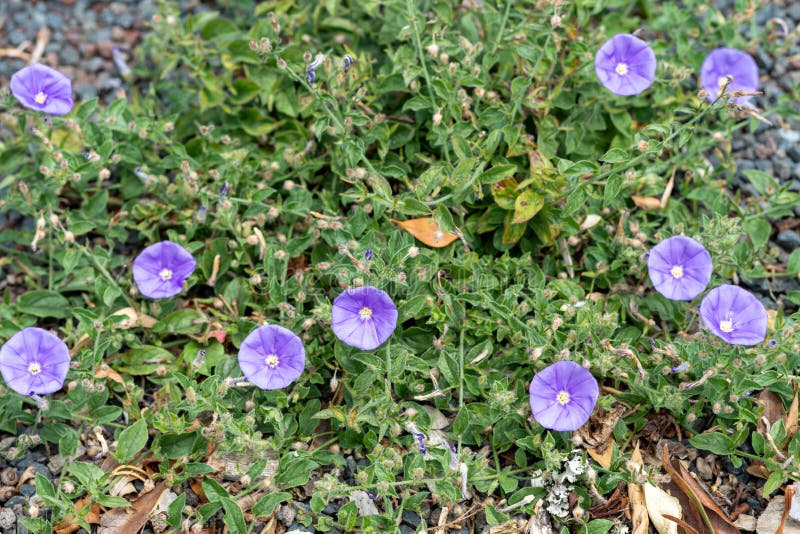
(628, 444, 649, 534)
(785, 383, 799, 438)
(776, 484, 796, 534)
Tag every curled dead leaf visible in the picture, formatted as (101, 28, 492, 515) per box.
(631, 195, 663, 210)
(580, 214, 602, 231)
(644, 482, 681, 534)
(390, 218, 458, 248)
(110, 307, 157, 329)
(628, 444, 649, 534)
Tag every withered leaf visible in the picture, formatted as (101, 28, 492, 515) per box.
(390, 218, 458, 248)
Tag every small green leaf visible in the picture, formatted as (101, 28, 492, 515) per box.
(221, 498, 247, 533)
(478, 164, 517, 185)
(587, 519, 614, 534)
(742, 218, 771, 251)
(16, 290, 70, 319)
(688, 432, 736, 455)
(202, 477, 229, 503)
(601, 147, 629, 163)
(201, 18, 239, 40)
(603, 174, 623, 208)
(763, 470, 784, 496)
(116, 419, 149, 463)
(252, 492, 292, 518)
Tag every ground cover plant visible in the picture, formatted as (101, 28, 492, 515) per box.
(0, 0, 799, 532)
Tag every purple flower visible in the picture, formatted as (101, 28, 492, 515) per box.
(364, 249, 373, 261)
(10, 64, 74, 116)
(238, 325, 305, 389)
(331, 286, 398, 350)
(594, 34, 657, 96)
(132, 241, 196, 299)
(699, 284, 767, 346)
(0, 328, 70, 396)
(647, 235, 712, 301)
(529, 361, 598, 432)
(700, 48, 758, 105)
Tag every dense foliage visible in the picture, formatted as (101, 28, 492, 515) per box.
(1, 0, 799, 531)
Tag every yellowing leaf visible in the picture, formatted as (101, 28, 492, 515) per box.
(390, 218, 458, 248)
(511, 189, 544, 224)
(110, 307, 157, 329)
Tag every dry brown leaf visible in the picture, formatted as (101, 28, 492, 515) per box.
(628, 444, 649, 534)
(586, 485, 628, 518)
(631, 195, 662, 210)
(659, 171, 675, 208)
(758, 390, 787, 434)
(661, 446, 740, 534)
(573, 405, 625, 452)
(644, 483, 681, 534)
(101, 480, 167, 534)
(746, 461, 770, 479)
(390, 218, 458, 248)
(55, 495, 101, 533)
(785, 384, 799, 438)
(110, 307, 157, 329)
(587, 444, 613, 470)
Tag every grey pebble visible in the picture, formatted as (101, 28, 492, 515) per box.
(276, 504, 297, 527)
(400, 526, 415, 534)
(18, 484, 35, 497)
(788, 2, 800, 22)
(91, 28, 113, 43)
(286, 524, 314, 533)
(75, 83, 98, 101)
(86, 57, 106, 73)
(402, 510, 421, 527)
(46, 12, 65, 28)
(3, 495, 25, 509)
(7, 30, 29, 46)
(61, 45, 81, 66)
(777, 230, 800, 251)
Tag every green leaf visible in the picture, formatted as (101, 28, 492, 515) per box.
(587, 519, 614, 534)
(484, 504, 509, 525)
(478, 164, 517, 185)
(252, 492, 292, 518)
(35, 474, 56, 500)
(601, 147, 629, 163)
(201, 18, 239, 40)
(202, 477, 229, 503)
(221, 498, 247, 533)
(743, 169, 778, 197)
(511, 189, 544, 224)
(603, 174, 623, 208)
(788, 249, 800, 276)
(763, 470, 785, 496)
(116, 419, 149, 462)
(742, 218, 771, 251)
(688, 432, 736, 455)
(276, 456, 320, 488)
(16, 290, 70, 319)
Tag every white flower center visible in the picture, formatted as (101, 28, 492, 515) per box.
(670, 265, 684, 279)
(34, 91, 47, 105)
(359, 307, 373, 320)
(717, 75, 732, 88)
(719, 318, 734, 333)
(265, 354, 279, 368)
(28, 362, 42, 375)
(158, 268, 173, 281)
(615, 63, 628, 75)
(556, 390, 571, 405)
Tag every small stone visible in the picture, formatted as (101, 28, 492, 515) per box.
(757, 495, 800, 533)
(61, 45, 81, 66)
(96, 40, 115, 58)
(46, 12, 65, 28)
(4, 495, 25, 509)
(777, 230, 800, 251)
(0, 508, 15, 529)
(789, 2, 800, 22)
(7, 30, 28, 46)
(47, 455, 66, 475)
(85, 57, 105, 73)
(18, 485, 35, 497)
(402, 510, 421, 527)
(74, 83, 98, 101)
